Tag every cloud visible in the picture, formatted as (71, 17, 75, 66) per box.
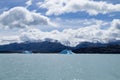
(53, 18, 108, 30)
(0, 36, 21, 45)
(18, 19, 120, 47)
(111, 19, 120, 30)
(108, 19, 120, 40)
(0, 7, 56, 29)
(0, 16, 120, 47)
(38, 0, 120, 15)
(26, 0, 33, 8)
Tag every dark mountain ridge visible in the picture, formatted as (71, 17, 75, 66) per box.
(0, 40, 120, 53)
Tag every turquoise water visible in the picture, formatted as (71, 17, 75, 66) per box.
(0, 54, 120, 80)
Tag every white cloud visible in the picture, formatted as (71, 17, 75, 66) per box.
(0, 7, 56, 29)
(54, 18, 108, 29)
(108, 19, 120, 40)
(26, 0, 33, 8)
(0, 16, 119, 47)
(18, 19, 120, 47)
(111, 19, 120, 30)
(0, 36, 21, 45)
(38, 0, 120, 15)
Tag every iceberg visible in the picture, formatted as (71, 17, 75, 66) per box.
(22, 51, 32, 54)
(59, 49, 75, 54)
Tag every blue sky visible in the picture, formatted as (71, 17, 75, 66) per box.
(0, 0, 120, 46)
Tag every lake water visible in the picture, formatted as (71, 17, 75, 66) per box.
(0, 54, 120, 80)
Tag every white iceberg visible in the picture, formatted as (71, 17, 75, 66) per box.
(59, 49, 75, 54)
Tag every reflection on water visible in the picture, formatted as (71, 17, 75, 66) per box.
(0, 54, 120, 80)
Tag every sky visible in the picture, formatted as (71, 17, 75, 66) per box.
(0, 0, 120, 46)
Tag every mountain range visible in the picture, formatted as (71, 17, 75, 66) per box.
(0, 40, 120, 53)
